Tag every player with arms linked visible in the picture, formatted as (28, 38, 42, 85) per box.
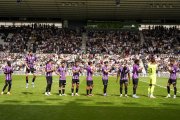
(116, 62, 130, 97)
(102, 61, 110, 96)
(166, 59, 179, 99)
(132, 59, 143, 98)
(71, 61, 82, 96)
(45, 59, 55, 96)
(1, 61, 13, 95)
(56, 61, 67, 96)
(86, 61, 95, 96)
(25, 50, 37, 88)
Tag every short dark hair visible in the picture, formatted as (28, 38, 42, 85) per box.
(7, 61, 11, 66)
(49, 59, 53, 62)
(47, 59, 53, 64)
(170, 58, 175, 62)
(75, 61, 79, 63)
(88, 61, 92, 65)
(134, 59, 139, 64)
(104, 61, 108, 64)
(150, 57, 155, 62)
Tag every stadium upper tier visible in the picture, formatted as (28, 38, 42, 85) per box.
(0, 25, 179, 54)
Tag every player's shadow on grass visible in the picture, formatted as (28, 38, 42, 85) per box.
(94, 93, 104, 96)
(111, 94, 118, 97)
(160, 103, 180, 106)
(155, 94, 167, 97)
(3, 100, 21, 103)
(46, 98, 62, 101)
(0, 102, 180, 120)
(29, 101, 46, 104)
(140, 94, 148, 97)
(96, 102, 114, 105)
(123, 102, 140, 106)
(75, 98, 93, 102)
(80, 93, 91, 96)
(80, 93, 103, 97)
(22, 92, 33, 95)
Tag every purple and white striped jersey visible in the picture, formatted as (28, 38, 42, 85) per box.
(132, 64, 139, 79)
(169, 65, 178, 80)
(72, 66, 81, 80)
(4, 66, 13, 80)
(102, 66, 108, 80)
(86, 65, 93, 81)
(119, 67, 130, 80)
(45, 63, 53, 77)
(25, 55, 37, 68)
(57, 67, 67, 80)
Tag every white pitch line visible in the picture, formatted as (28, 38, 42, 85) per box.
(140, 79, 180, 94)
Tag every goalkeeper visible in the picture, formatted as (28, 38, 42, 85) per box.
(147, 56, 158, 98)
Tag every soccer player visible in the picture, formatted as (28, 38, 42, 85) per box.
(86, 61, 95, 96)
(116, 63, 130, 97)
(132, 59, 142, 98)
(25, 50, 37, 88)
(147, 56, 158, 98)
(56, 61, 67, 96)
(45, 59, 54, 96)
(1, 61, 13, 95)
(166, 59, 178, 99)
(71, 61, 82, 96)
(102, 61, 110, 96)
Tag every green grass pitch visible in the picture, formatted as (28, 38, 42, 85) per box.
(0, 75, 180, 120)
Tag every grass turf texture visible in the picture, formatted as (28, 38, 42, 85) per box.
(0, 75, 180, 120)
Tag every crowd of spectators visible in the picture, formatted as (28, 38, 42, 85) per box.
(0, 25, 82, 54)
(0, 25, 179, 55)
(0, 25, 179, 74)
(142, 26, 180, 54)
(86, 30, 140, 55)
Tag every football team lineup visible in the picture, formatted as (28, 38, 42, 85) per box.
(1, 52, 179, 99)
(1, 0, 180, 119)
(0, 75, 179, 97)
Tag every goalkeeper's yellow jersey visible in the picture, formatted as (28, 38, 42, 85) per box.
(147, 63, 157, 77)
